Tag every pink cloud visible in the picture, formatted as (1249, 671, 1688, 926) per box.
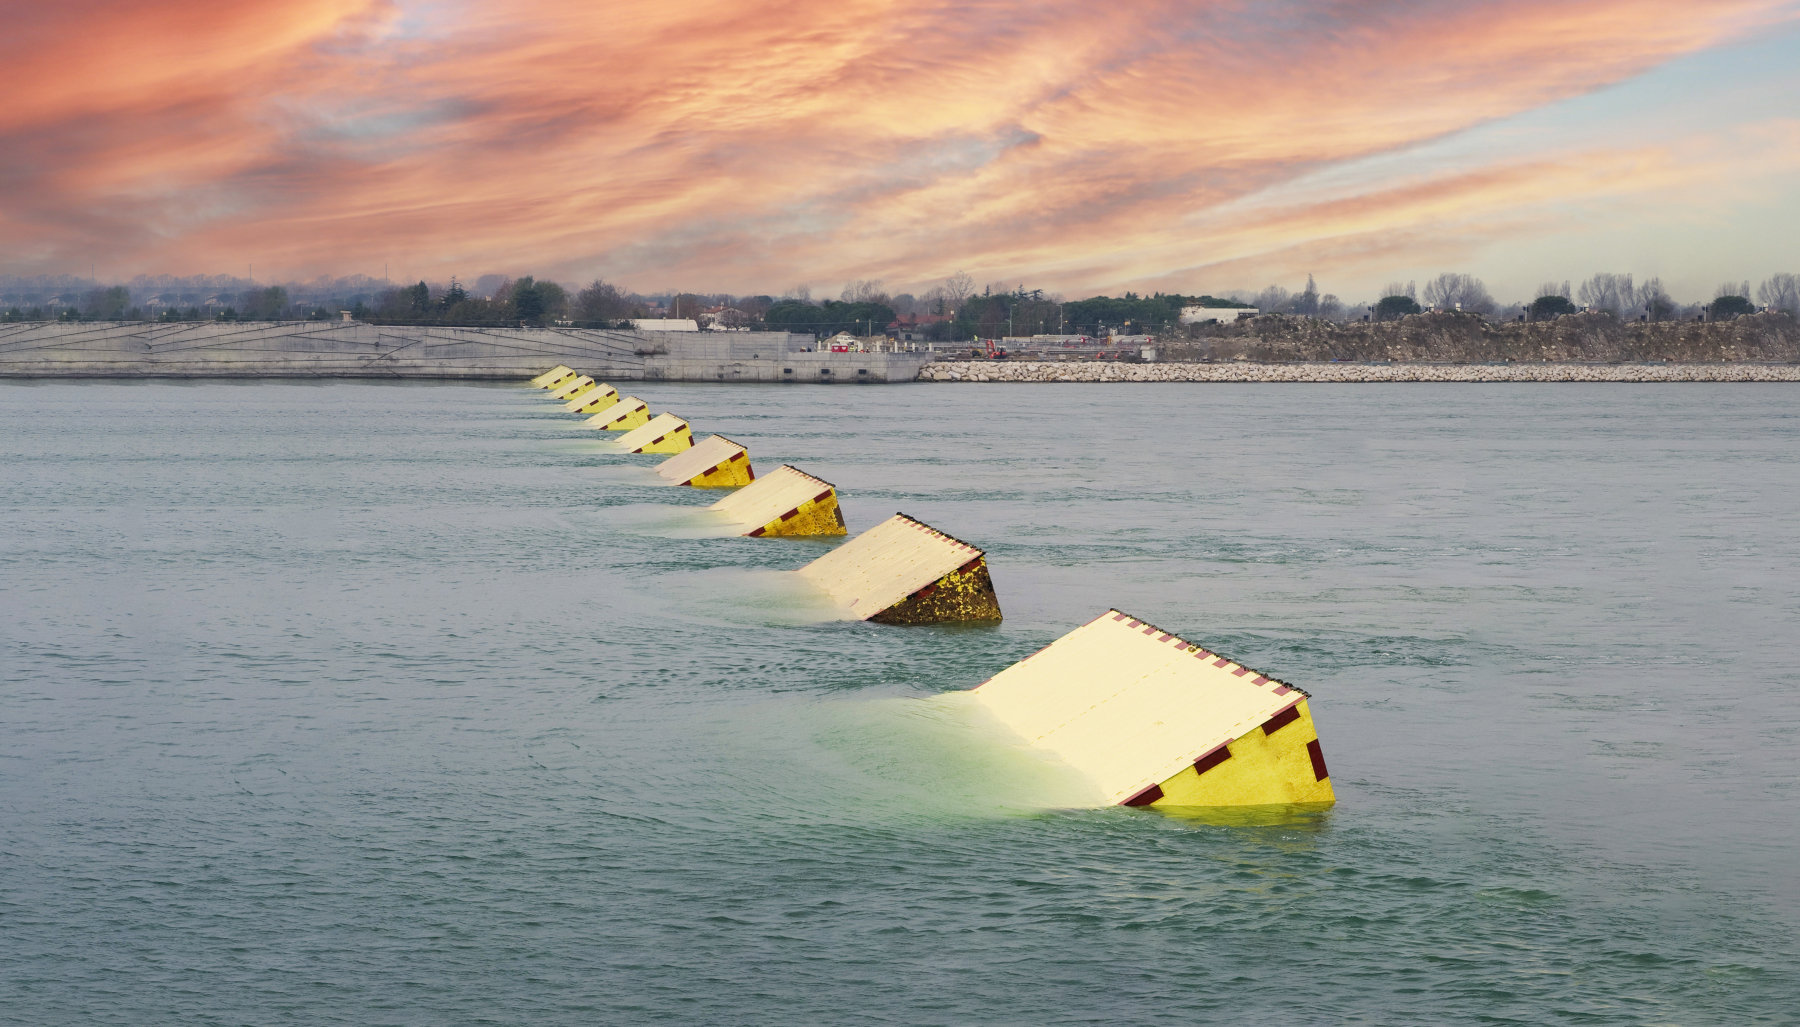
(1, 0, 1795, 292)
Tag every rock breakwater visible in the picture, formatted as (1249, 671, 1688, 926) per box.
(920, 361, 1800, 383)
(1172, 310, 1800, 363)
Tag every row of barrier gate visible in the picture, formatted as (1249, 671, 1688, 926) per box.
(530, 366, 1334, 810)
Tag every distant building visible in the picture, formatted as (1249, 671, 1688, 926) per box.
(630, 318, 700, 332)
(702, 307, 749, 330)
(1179, 305, 1257, 324)
(887, 312, 951, 342)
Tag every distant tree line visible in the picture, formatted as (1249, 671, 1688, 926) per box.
(3, 269, 1795, 335)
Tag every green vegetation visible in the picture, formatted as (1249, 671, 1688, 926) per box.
(358, 276, 590, 327)
(763, 299, 896, 338)
(239, 286, 289, 321)
(1528, 295, 1577, 320)
(1056, 292, 1246, 336)
(82, 286, 132, 320)
(4, 270, 1797, 333)
(1708, 294, 1755, 320)
(1375, 295, 1422, 321)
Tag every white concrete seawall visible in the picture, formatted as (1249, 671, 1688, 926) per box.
(919, 360, 1800, 383)
(0, 321, 931, 383)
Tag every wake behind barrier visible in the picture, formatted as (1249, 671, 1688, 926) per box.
(798, 513, 1001, 624)
(565, 383, 622, 412)
(615, 413, 693, 454)
(971, 610, 1334, 809)
(710, 465, 847, 537)
(656, 435, 753, 488)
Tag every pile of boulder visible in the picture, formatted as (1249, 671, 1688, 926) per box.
(919, 361, 1800, 383)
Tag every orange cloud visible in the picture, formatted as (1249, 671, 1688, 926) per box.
(1, 0, 1795, 293)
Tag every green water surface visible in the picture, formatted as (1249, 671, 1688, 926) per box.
(2, 381, 1797, 1024)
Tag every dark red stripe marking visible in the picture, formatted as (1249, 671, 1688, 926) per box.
(1122, 784, 1163, 807)
(1307, 739, 1329, 781)
(1213, 658, 1231, 668)
(1261, 704, 1301, 735)
(747, 526, 767, 537)
(1193, 745, 1232, 775)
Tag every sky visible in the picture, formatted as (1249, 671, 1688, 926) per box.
(3, 0, 1798, 302)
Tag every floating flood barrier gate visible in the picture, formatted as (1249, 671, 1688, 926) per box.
(566, 383, 622, 413)
(547, 374, 598, 401)
(614, 412, 693, 454)
(585, 396, 650, 430)
(710, 465, 847, 537)
(971, 610, 1333, 808)
(798, 513, 1000, 624)
(531, 366, 577, 388)
(656, 435, 754, 488)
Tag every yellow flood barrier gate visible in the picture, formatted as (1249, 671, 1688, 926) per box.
(547, 375, 598, 401)
(798, 513, 1000, 624)
(710, 465, 846, 537)
(530, 366, 577, 389)
(584, 396, 651, 431)
(614, 412, 693, 454)
(656, 435, 754, 488)
(566, 383, 622, 414)
(971, 610, 1334, 809)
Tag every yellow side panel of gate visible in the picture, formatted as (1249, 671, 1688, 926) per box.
(558, 381, 604, 406)
(1150, 701, 1334, 808)
(711, 465, 846, 537)
(567, 385, 622, 413)
(634, 425, 692, 454)
(757, 491, 847, 536)
(616, 413, 693, 455)
(584, 397, 650, 430)
(869, 557, 1002, 624)
(686, 458, 754, 487)
(547, 375, 596, 400)
(656, 435, 754, 487)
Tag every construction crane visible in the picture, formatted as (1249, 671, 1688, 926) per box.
(968, 338, 1009, 360)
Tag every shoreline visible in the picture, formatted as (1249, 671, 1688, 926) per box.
(919, 361, 1800, 383)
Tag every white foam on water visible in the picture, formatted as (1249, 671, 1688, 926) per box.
(599, 502, 741, 540)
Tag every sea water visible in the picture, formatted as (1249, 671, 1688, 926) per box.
(2, 381, 1796, 1024)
